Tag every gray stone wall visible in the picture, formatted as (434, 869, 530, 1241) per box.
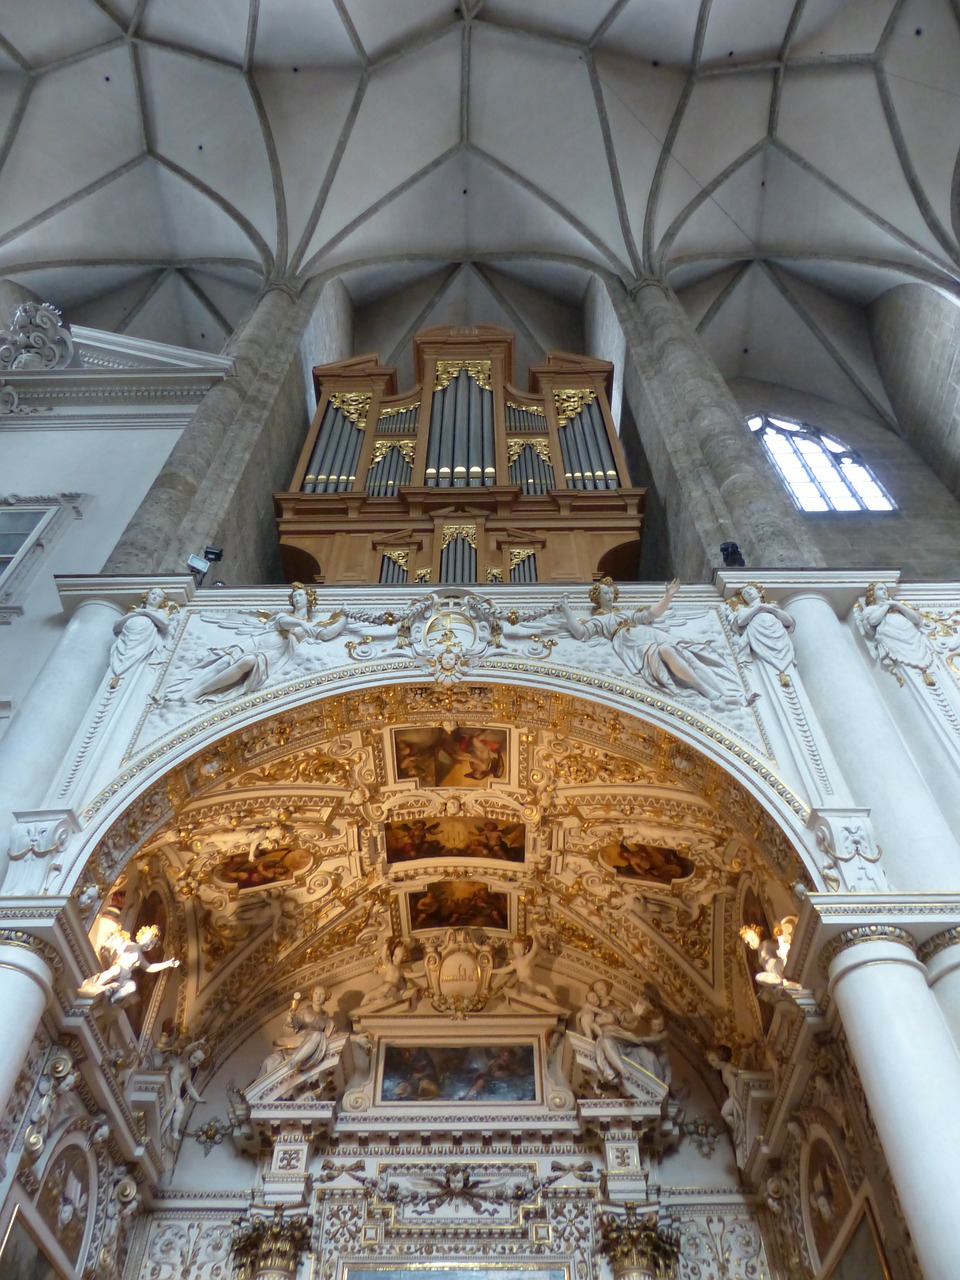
(869, 283, 960, 498)
(730, 377, 960, 581)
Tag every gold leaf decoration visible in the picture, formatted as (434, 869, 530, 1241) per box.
(434, 359, 492, 392)
(509, 547, 537, 568)
(507, 436, 552, 465)
(441, 523, 478, 549)
(371, 438, 415, 466)
(554, 387, 597, 425)
(329, 391, 372, 429)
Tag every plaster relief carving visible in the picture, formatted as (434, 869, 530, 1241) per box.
(812, 809, 887, 893)
(23, 1047, 79, 1160)
(5, 809, 79, 893)
(554, 578, 746, 709)
(166, 583, 349, 702)
(726, 583, 796, 684)
(856, 582, 938, 687)
(574, 980, 671, 1094)
(245, 984, 348, 1103)
(0, 300, 75, 370)
(109, 587, 178, 687)
(422, 928, 494, 1015)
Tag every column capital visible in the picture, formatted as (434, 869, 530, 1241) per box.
(787, 892, 960, 988)
(920, 926, 960, 965)
(0, 897, 97, 996)
(55, 574, 195, 618)
(715, 569, 900, 618)
(822, 924, 917, 968)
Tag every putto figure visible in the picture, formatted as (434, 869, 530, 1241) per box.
(78, 924, 179, 1004)
(557, 578, 738, 707)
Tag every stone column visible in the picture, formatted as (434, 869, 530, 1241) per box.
(104, 285, 299, 577)
(921, 928, 960, 1052)
(0, 932, 54, 1120)
(826, 926, 960, 1280)
(786, 590, 960, 890)
(0, 598, 121, 887)
(612, 278, 825, 579)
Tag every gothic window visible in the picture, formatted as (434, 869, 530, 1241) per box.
(747, 415, 894, 513)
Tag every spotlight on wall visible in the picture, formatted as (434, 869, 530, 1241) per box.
(720, 541, 745, 567)
(186, 546, 225, 585)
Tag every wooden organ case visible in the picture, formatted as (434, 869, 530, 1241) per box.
(275, 325, 645, 587)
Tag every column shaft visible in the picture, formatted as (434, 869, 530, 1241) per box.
(787, 591, 960, 889)
(922, 931, 960, 1052)
(616, 279, 824, 578)
(104, 285, 297, 576)
(0, 940, 53, 1120)
(829, 931, 960, 1280)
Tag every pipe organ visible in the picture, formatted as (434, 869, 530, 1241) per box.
(275, 325, 645, 586)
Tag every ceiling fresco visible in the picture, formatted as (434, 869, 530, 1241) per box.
(80, 682, 810, 1083)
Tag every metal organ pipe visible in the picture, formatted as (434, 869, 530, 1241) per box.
(303, 404, 363, 494)
(586, 400, 620, 489)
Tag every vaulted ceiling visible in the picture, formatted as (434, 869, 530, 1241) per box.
(0, 0, 958, 361)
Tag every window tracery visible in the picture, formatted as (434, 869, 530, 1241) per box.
(747, 414, 894, 513)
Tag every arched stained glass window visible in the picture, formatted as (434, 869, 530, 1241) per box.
(747, 414, 895, 513)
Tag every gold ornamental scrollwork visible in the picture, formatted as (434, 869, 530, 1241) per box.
(509, 547, 537, 568)
(506, 400, 546, 416)
(381, 549, 410, 570)
(434, 359, 492, 392)
(554, 387, 597, 425)
(919, 926, 960, 964)
(441, 524, 478, 550)
(823, 924, 917, 967)
(329, 391, 372, 429)
(377, 402, 419, 419)
(371, 439, 415, 466)
(507, 436, 552, 465)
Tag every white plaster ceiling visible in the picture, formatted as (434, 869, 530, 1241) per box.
(0, 0, 957, 360)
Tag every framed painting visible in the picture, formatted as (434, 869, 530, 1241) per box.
(408, 880, 510, 932)
(385, 818, 525, 865)
(804, 1136, 853, 1267)
(0, 1207, 64, 1280)
(379, 1043, 537, 1104)
(823, 1202, 892, 1280)
(599, 838, 694, 885)
(393, 727, 508, 787)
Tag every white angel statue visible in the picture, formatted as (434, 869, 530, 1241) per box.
(109, 586, 178, 688)
(169, 583, 347, 702)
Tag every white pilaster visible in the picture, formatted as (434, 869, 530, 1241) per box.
(0, 597, 121, 887)
(827, 926, 960, 1280)
(786, 589, 960, 890)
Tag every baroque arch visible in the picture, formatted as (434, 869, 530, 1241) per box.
(75, 680, 813, 1131)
